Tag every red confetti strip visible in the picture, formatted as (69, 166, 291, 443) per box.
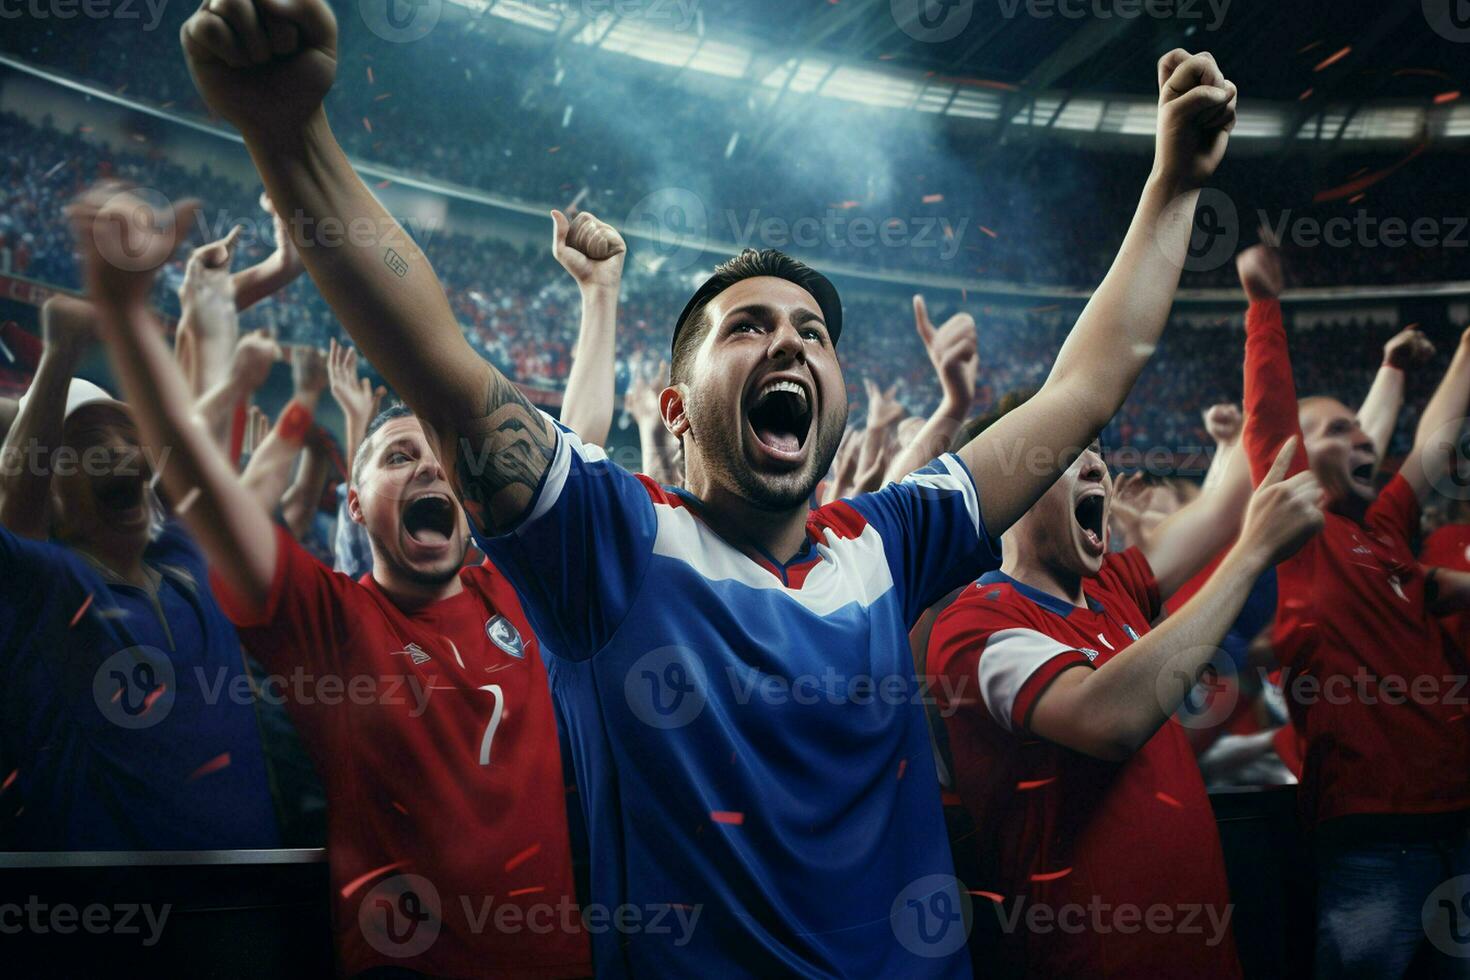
(1298, 88, 1314, 102)
(1313, 46, 1352, 72)
(69, 594, 95, 628)
(922, 193, 944, 204)
(1, 770, 17, 793)
(508, 886, 544, 898)
(897, 759, 908, 780)
(967, 890, 1004, 902)
(1155, 791, 1183, 809)
(710, 811, 745, 825)
(1435, 91, 1461, 105)
(188, 753, 231, 781)
(141, 685, 167, 715)
(1016, 778, 1055, 791)
(1313, 144, 1426, 203)
(391, 801, 409, 815)
(340, 860, 409, 899)
(1031, 867, 1073, 882)
(505, 843, 541, 872)
(376, 180, 392, 190)
(979, 226, 998, 239)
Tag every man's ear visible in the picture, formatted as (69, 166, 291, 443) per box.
(660, 385, 690, 440)
(346, 486, 366, 526)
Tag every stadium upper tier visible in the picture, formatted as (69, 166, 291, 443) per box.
(4, 3, 1470, 290)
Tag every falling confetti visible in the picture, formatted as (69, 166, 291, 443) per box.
(1313, 46, 1352, 72)
(1030, 867, 1073, 883)
(505, 843, 541, 872)
(710, 811, 745, 825)
(1016, 778, 1055, 791)
(189, 753, 231, 781)
(922, 193, 944, 204)
(391, 801, 409, 815)
(69, 594, 95, 628)
(0, 770, 17, 794)
(979, 226, 998, 239)
(1155, 791, 1183, 809)
(340, 860, 410, 899)
(967, 890, 1004, 903)
(897, 759, 908, 780)
(508, 886, 545, 898)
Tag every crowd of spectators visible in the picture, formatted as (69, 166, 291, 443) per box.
(6, 8, 1469, 289)
(0, 109, 1452, 462)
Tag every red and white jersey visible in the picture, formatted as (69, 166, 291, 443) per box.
(212, 527, 589, 978)
(928, 549, 1241, 980)
(1244, 298, 1470, 828)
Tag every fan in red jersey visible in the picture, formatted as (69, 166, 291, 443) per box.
(1237, 239, 1470, 978)
(928, 431, 1321, 979)
(68, 184, 613, 978)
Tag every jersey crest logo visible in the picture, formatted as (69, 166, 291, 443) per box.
(1123, 624, 1140, 641)
(486, 616, 526, 658)
(1078, 648, 1100, 662)
(392, 643, 431, 665)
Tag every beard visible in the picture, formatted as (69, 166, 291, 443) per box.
(684, 386, 847, 512)
(368, 529, 468, 587)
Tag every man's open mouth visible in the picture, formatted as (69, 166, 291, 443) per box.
(747, 379, 813, 458)
(1351, 461, 1375, 485)
(403, 494, 456, 546)
(94, 474, 146, 520)
(1075, 492, 1105, 552)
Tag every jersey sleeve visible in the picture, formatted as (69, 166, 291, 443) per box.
(0, 525, 63, 651)
(1242, 299, 1309, 486)
(207, 523, 353, 677)
(472, 418, 657, 661)
(929, 592, 1093, 736)
(1099, 547, 1164, 622)
(1366, 473, 1420, 549)
(843, 453, 1003, 623)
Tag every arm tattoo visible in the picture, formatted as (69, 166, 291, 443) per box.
(454, 370, 557, 536)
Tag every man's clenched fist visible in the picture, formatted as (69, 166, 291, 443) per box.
(181, 0, 338, 137)
(1154, 49, 1237, 192)
(551, 209, 627, 289)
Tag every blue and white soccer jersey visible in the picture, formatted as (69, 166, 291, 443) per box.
(476, 421, 1000, 978)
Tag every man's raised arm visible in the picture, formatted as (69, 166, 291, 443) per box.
(180, 0, 553, 534)
(957, 50, 1237, 534)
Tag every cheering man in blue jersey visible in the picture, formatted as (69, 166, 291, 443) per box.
(176, 0, 1236, 971)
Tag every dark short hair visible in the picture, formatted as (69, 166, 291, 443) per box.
(351, 403, 415, 484)
(670, 249, 843, 386)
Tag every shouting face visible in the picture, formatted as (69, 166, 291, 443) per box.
(349, 415, 470, 588)
(51, 403, 155, 562)
(1012, 445, 1113, 581)
(1298, 397, 1376, 510)
(667, 277, 848, 512)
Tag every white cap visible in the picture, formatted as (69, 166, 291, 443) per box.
(17, 377, 127, 422)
